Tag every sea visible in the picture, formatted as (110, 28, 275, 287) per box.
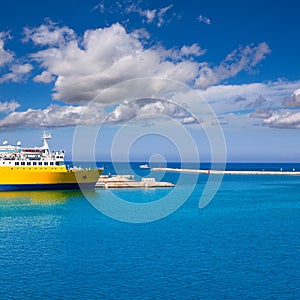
(0, 162, 300, 299)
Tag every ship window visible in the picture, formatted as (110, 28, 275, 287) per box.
(27, 162, 31, 166)
(33, 162, 37, 166)
(44, 162, 48, 166)
(15, 162, 19, 166)
(38, 162, 42, 166)
(56, 162, 60, 166)
(50, 162, 54, 166)
(21, 162, 25, 166)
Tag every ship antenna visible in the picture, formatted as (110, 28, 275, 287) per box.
(42, 131, 52, 152)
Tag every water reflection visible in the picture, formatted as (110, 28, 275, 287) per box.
(0, 190, 85, 206)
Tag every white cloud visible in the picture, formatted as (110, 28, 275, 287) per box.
(182, 116, 197, 125)
(0, 104, 105, 130)
(195, 42, 271, 89)
(197, 15, 211, 25)
(107, 98, 189, 123)
(180, 44, 206, 57)
(140, 8, 157, 24)
(1, 79, 299, 130)
(27, 22, 270, 106)
(263, 110, 300, 129)
(157, 5, 173, 27)
(23, 19, 76, 47)
(282, 88, 300, 107)
(0, 100, 20, 113)
(201, 83, 265, 115)
(124, 3, 174, 27)
(0, 32, 14, 67)
(197, 80, 300, 128)
(30, 23, 202, 103)
(295, 89, 300, 96)
(0, 99, 191, 129)
(0, 63, 33, 83)
(201, 81, 300, 109)
(130, 28, 150, 40)
(33, 70, 55, 83)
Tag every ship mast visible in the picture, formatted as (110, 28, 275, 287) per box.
(42, 131, 52, 153)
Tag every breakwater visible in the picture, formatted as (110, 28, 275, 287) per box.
(151, 167, 300, 176)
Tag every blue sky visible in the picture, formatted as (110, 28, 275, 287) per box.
(0, 0, 299, 162)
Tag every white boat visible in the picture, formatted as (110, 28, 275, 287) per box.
(95, 175, 174, 188)
(139, 164, 150, 169)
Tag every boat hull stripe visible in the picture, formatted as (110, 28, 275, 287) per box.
(0, 182, 96, 191)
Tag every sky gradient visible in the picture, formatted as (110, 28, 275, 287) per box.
(0, 0, 299, 162)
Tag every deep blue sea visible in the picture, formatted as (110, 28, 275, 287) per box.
(0, 162, 300, 299)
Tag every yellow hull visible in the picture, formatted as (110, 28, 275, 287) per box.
(0, 166, 103, 190)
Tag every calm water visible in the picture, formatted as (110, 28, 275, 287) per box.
(0, 163, 300, 299)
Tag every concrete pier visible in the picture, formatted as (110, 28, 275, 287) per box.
(151, 167, 300, 176)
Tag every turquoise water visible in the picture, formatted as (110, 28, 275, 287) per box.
(0, 163, 300, 299)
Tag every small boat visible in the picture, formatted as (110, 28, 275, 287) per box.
(139, 164, 150, 169)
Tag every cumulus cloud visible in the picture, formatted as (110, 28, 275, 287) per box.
(202, 81, 300, 109)
(282, 88, 300, 107)
(23, 19, 76, 47)
(0, 104, 105, 130)
(26, 22, 270, 106)
(263, 110, 300, 129)
(197, 15, 211, 25)
(196, 42, 271, 89)
(198, 80, 300, 128)
(0, 33, 33, 83)
(107, 98, 189, 123)
(0, 63, 33, 83)
(33, 70, 55, 83)
(0, 98, 195, 129)
(0, 32, 14, 67)
(0, 21, 275, 131)
(30, 23, 202, 103)
(2, 79, 299, 130)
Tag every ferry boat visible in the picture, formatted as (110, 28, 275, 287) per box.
(0, 132, 103, 191)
